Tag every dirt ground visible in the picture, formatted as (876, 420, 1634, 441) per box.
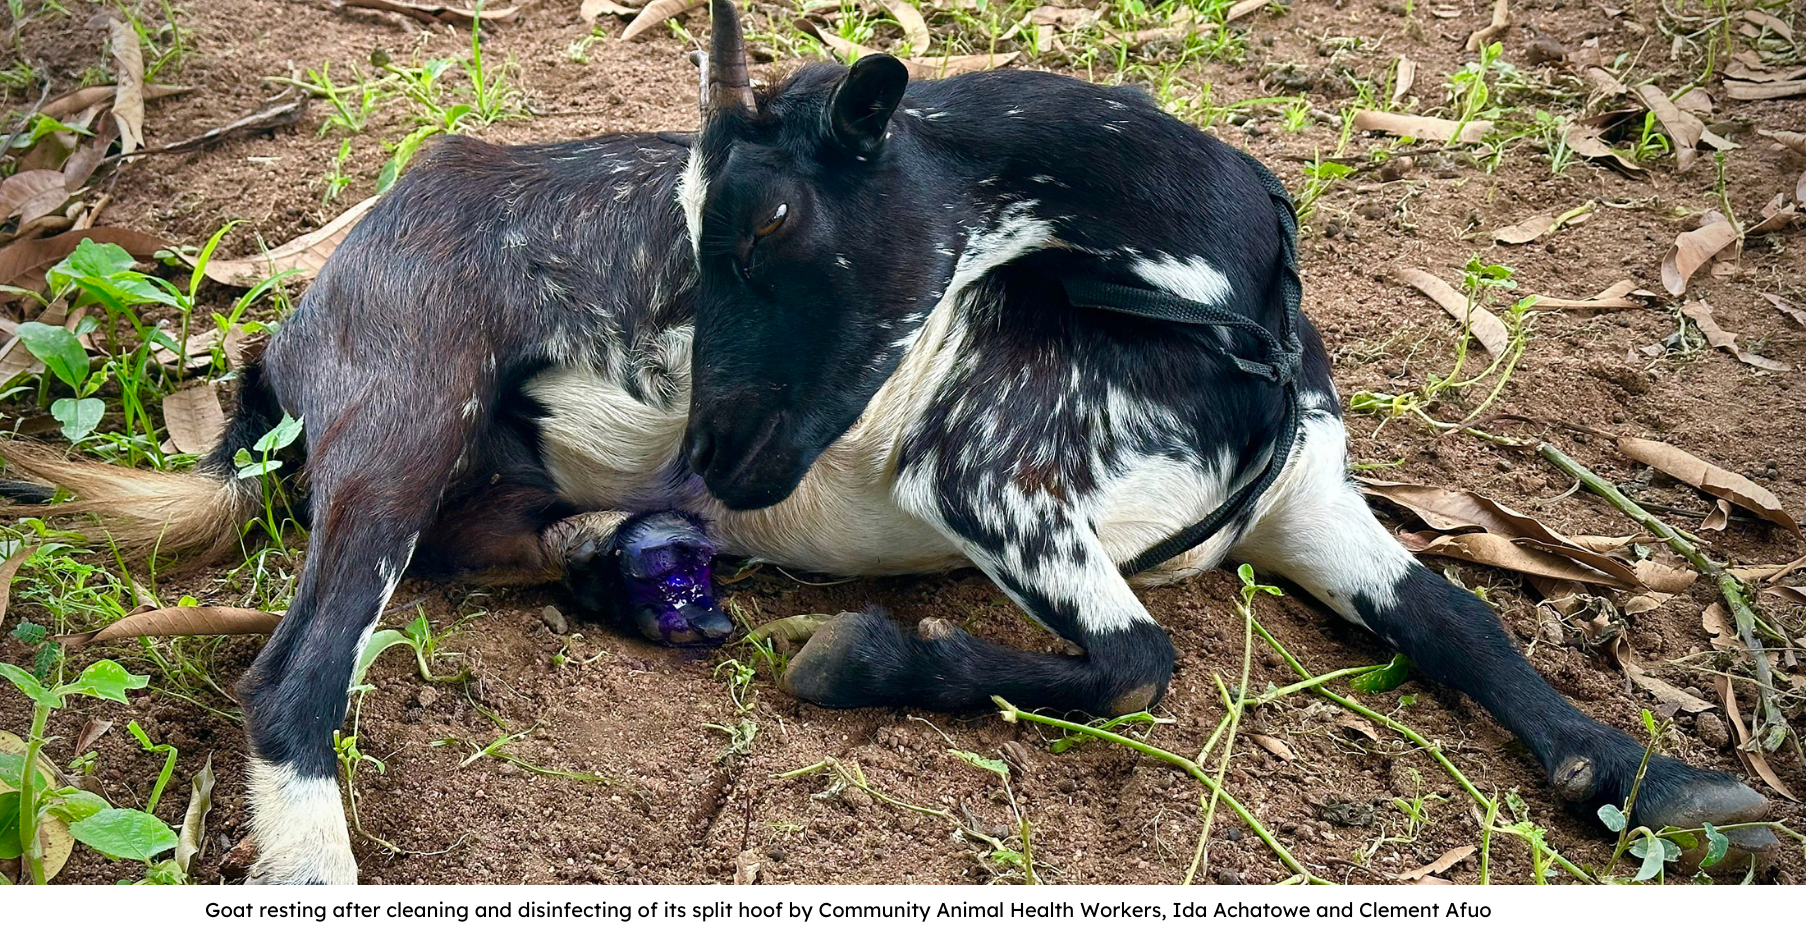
(2, 0, 1805, 885)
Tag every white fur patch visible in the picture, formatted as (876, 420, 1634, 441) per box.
(1129, 251, 1235, 307)
(245, 759, 357, 885)
(677, 143, 707, 255)
(1231, 410, 1415, 624)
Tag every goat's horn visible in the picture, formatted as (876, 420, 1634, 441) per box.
(707, 0, 756, 116)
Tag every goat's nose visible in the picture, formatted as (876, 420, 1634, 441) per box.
(685, 429, 716, 477)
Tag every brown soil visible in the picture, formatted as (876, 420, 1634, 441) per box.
(2, 0, 1804, 886)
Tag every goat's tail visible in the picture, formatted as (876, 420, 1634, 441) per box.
(0, 363, 286, 560)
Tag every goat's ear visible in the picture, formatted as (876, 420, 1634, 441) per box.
(828, 54, 909, 157)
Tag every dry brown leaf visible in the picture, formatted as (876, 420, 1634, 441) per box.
(1616, 437, 1800, 535)
(63, 606, 280, 649)
(1361, 480, 1646, 588)
(882, 0, 931, 53)
(203, 194, 379, 287)
(624, 0, 703, 40)
(0, 544, 37, 631)
(906, 49, 1018, 77)
(1764, 585, 1805, 606)
(1701, 498, 1731, 532)
(62, 120, 121, 191)
(0, 169, 69, 224)
(1702, 603, 1743, 652)
(1681, 299, 1790, 371)
(1676, 88, 1714, 114)
(1725, 58, 1807, 83)
(1659, 219, 1738, 295)
(1251, 734, 1295, 761)
(1565, 111, 1646, 175)
(1715, 674, 1796, 801)
(1758, 292, 1805, 325)
(339, 0, 519, 26)
(38, 83, 188, 122)
(1724, 79, 1806, 101)
(1390, 55, 1416, 107)
(1529, 279, 1646, 309)
(108, 18, 144, 155)
(1756, 128, 1807, 151)
(1395, 845, 1475, 881)
(1401, 531, 1637, 588)
(1748, 192, 1800, 236)
(1353, 110, 1493, 144)
(1490, 212, 1558, 244)
(1413, 876, 1455, 885)
(1335, 715, 1380, 742)
(1226, 0, 1269, 21)
(581, 0, 642, 18)
(1633, 84, 1704, 171)
(1631, 559, 1698, 594)
(1026, 6, 1098, 31)
(161, 385, 226, 455)
(1583, 66, 1627, 99)
(1464, 0, 1510, 52)
(1393, 267, 1508, 359)
(0, 226, 166, 295)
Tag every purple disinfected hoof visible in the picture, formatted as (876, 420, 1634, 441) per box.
(618, 512, 733, 647)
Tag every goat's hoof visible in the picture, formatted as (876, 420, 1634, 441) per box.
(782, 611, 894, 708)
(1552, 755, 1597, 801)
(1635, 759, 1775, 857)
(617, 512, 731, 647)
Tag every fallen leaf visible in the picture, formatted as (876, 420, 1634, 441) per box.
(1396, 845, 1475, 881)
(1764, 584, 1805, 606)
(581, 0, 642, 18)
(1616, 437, 1799, 535)
(1741, 9, 1796, 37)
(203, 194, 380, 287)
(1565, 111, 1647, 175)
(1362, 480, 1646, 588)
(1631, 560, 1698, 594)
(1725, 59, 1807, 83)
(1401, 531, 1638, 588)
(71, 718, 113, 758)
(1757, 292, 1804, 325)
(0, 169, 69, 224)
(1529, 279, 1647, 310)
(1583, 66, 1628, 99)
(1701, 498, 1731, 532)
(1024, 6, 1099, 31)
(1353, 110, 1493, 144)
(1682, 299, 1789, 371)
(1413, 876, 1455, 884)
(1748, 192, 1800, 236)
(174, 753, 215, 874)
(38, 83, 186, 120)
(1335, 715, 1380, 742)
(61, 120, 121, 190)
(1464, 0, 1510, 52)
(1490, 212, 1558, 244)
(108, 17, 144, 155)
(881, 0, 931, 53)
(1701, 603, 1743, 652)
(1676, 88, 1713, 114)
(623, 0, 703, 40)
(1659, 219, 1738, 295)
(1755, 128, 1807, 151)
(1251, 734, 1295, 761)
(796, 20, 1018, 77)
(1390, 55, 1416, 107)
(1393, 267, 1508, 359)
(339, 0, 519, 26)
(0, 544, 37, 630)
(1633, 84, 1704, 171)
(1226, 0, 1269, 21)
(0, 227, 166, 295)
(1723, 79, 1806, 101)
(61, 606, 281, 649)
(161, 385, 226, 454)
(1715, 674, 1796, 801)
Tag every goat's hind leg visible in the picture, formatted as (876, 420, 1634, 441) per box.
(1234, 411, 1775, 854)
(545, 510, 733, 646)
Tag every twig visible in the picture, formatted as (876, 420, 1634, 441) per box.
(1537, 443, 1791, 752)
(994, 698, 1334, 884)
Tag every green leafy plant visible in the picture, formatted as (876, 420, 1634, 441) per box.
(0, 655, 185, 884)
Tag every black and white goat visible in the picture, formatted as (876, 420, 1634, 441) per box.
(1, 0, 1772, 884)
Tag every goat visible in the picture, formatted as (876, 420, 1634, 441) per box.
(0, 0, 1773, 884)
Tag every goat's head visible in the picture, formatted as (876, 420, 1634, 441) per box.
(681, 0, 943, 510)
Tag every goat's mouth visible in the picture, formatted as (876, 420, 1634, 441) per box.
(684, 412, 811, 511)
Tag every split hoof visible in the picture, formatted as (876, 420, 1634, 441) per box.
(613, 512, 732, 648)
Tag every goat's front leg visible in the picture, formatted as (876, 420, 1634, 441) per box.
(782, 489, 1173, 717)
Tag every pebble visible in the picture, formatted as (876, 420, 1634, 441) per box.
(1056, 777, 1079, 793)
(1523, 36, 1568, 65)
(1695, 711, 1730, 749)
(1217, 869, 1244, 885)
(416, 685, 440, 709)
(542, 605, 569, 636)
(1377, 156, 1414, 182)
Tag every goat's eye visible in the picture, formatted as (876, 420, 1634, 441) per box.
(753, 203, 788, 239)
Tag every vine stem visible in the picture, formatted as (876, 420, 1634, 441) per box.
(993, 697, 1333, 885)
(1240, 613, 1597, 884)
(1536, 442, 1789, 751)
